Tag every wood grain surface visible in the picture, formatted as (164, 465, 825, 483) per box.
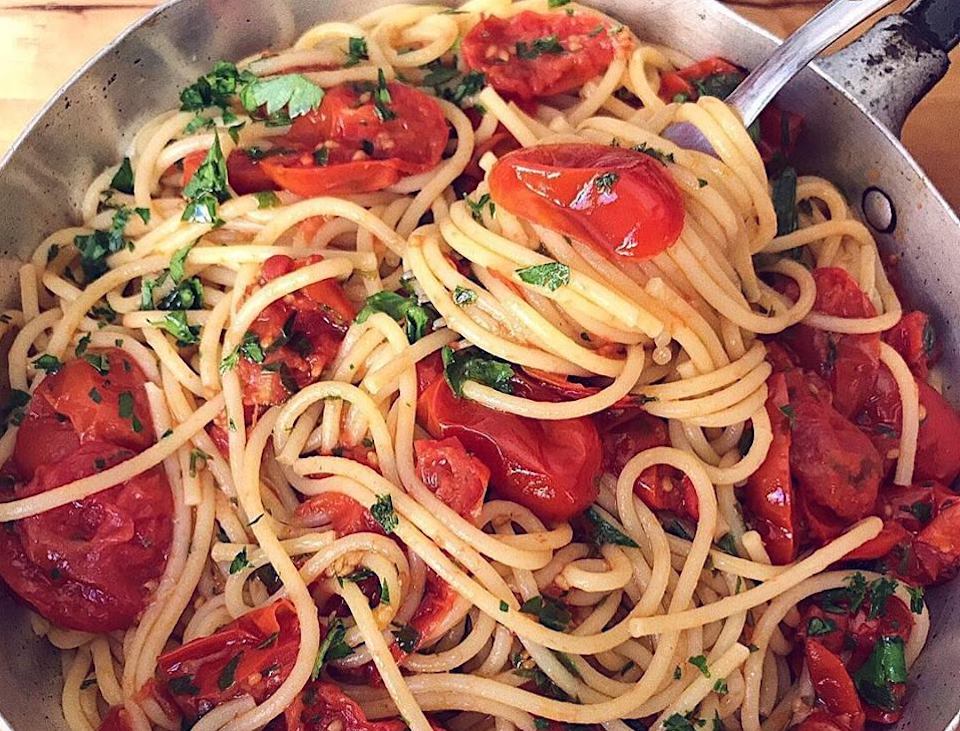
(0, 0, 957, 209)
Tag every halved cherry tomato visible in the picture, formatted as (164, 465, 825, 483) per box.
(14, 349, 154, 480)
(227, 148, 281, 195)
(883, 311, 938, 380)
(804, 640, 866, 731)
(417, 368, 601, 523)
(461, 11, 626, 100)
(911, 497, 960, 584)
(258, 81, 448, 197)
(237, 255, 354, 412)
(156, 599, 300, 723)
(96, 707, 133, 731)
(296, 491, 383, 537)
(596, 410, 699, 520)
(780, 268, 880, 418)
(182, 150, 207, 189)
(273, 681, 408, 731)
(414, 437, 490, 525)
(0, 443, 172, 632)
(489, 143, 684, 261)
(657, 57, 742, 103)
(743, 372, 798, 563)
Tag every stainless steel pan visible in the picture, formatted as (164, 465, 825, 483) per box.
(0, 0, 957, 728)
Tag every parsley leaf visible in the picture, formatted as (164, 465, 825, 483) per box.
(152, 310, 200, 346)
(585, 507, 638, 548)
(689, 655, 710, 677)
(344, 37, 369, 67)
(867, 577, 898, 619)
(371, 494, 398, 534)
(453, 286, 477, 306)
(594, 171, 619, 194)
(441, 345, 514, 398)
(255, 191, 280, 208)
(466, 192, 496, 222)
(182, 136, 230, 225)
(772, 165, 799, 236)
(519, 595, 571, 631)
(516, 35, 564, 60)
(32, 354, 62, 374)
(853, 635, 907, 710)
(356, 290, 437, 344)
(806, 616, 837, 636)
(240, 73, 324, 120)
(372, 68, 395, 121)
(110, 157, 135, 193)
(907, 585, 924, 614)
(692, 72, 745, 100)
(229, 548, 250, 574)
(167, 675, 200, 696)
(179, 61, 253, 112)
(392, 624, 421, 653)
(633, 141, 675, 165)
(217, 653, 242, 690)
(313, 617, 353, 679)
(516, 262, 570, 291)
(74, 206, 141, 281)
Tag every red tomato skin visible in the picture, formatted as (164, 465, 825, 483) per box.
(227, 149, 279, 195)
(913, 498, 960, 584)
(0, 443, 172, 632)
(804, 639, 866, 730)
(262, 156, 403, 197)
(596, 411, 698, 520)
(156, 599, 300, 722)
(414, 437, 490, 524)
(489, 143, 685, 261)
(238, 255, 354, 412)
(794, 712, 854, 731)
(295, 492, 383, 537)
(181, 150, 206, 189)
(462, 11, 623, 100)
(15, 350, 154, 480)
(275, 681, 407, 731)
(744, 372, 798, 564)
(418, 376, 601, 523)
(656, 57, 741, 103)
(883, 311, 938, 379)
(780, 268, 880, 418)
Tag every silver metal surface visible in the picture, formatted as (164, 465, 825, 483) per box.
(0, 0, 958, 729)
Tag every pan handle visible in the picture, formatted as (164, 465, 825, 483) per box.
(819, 0, 959, 136)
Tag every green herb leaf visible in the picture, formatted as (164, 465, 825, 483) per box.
(179, 61, 254, 112)
(189, 448, 209, 478)
(182, 136, 230, 225)
(867, 577, 898, 619)
(807, 616, 837, 636)
(713, 678, 728, 695)
(240, 73, 324, 120)
(688, 655, 710, 677)
(371, 494, 398, 534)
(905, 500, 933, 524)
(692, 72, 745, 100)
(499, 600, 509, 612)
(519, 594, 571, 632)
(548, 0, 572, 6)
(853, 635, 907, 710)
(344, 37, 369, 67)
(110, 157, 135, 193)
(516, 35, 564, 60)
(255, 191, 281, 208)
(466, 192, 495, 223)
(372, 68, 395, 121)
(88, 387, 102, 404)
(152, 310, 200, 346)
(585, 507, 638, 548)
(664, 713, 701, 731)
(167, 675, 200, 696)
(593, 171, 619, 194)
(772, 166, 799, 237)
(217, 652, 242, 691)
(715, 533, 739, 557)
(392, 624, 421, 653)
(356, 290, 437, 344)
(170, 242, 194, 283)
(32, 354, 62, 374)
(229, 548, 250, 574)
(633, 142, 675, 165)
(313, 617, 353, 679)
(778, 403, 796, 428)
(516, 261, 570, 292)
(442, 345, 514, 398)
(453, 286, 478, 306)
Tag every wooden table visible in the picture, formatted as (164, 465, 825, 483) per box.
(1, 0, 957, 209)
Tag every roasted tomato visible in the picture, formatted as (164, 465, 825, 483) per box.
(779, 268, 880, 418)
(882, 311, 939, 379)
(257, 81, 448, 196)
(805, 640, 866, 731)
(461, 11, 625, 99)
(743, 372, 798, 564)
(417, 370, 601, 523)
(156, 599, 300, 723)
(858, 367, 960, 486)
(596, 410, 699, 520)
(227, 147, 281, 195)
(14, 349, 154, 480)
(272, 681, 409, 731)
(414, 437, 490, 525)
(96, 706, 133, 731)
(0, 443, 171, 632)
(296, 492, 383, 537)
(237, 255, 354, 412)
(489, 143, 684, 261)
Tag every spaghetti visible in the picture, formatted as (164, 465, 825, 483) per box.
(0, 2, 955, 731)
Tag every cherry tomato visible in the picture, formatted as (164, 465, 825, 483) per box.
(796, 603, 848, 654)
(156, 599, 300, 723)
(414, 437, 490, 524)
(274, 681, 408, 731)
(858, 367, 960, 486)
(843, 520, 912, 562)
(489, 143, 684, 261)
(417, 371, 601, 523)
(912, 497, 960, 585)
(0, 443, 171, 632)
(657, 57, 742, 103)
(391, 568, 460, 665)
(461, 11, 625, 100)
(743, 372, 799, 564)
(14, 349, 154, 480)
(804, 639, 865, 731)
(780, 268, 880, 418)
(237, 255, 354, 412)
(296, 492, 383, 537)
(181, 150, 206, 189)
(596, 410, 698, 520)
(883, 311, 938, 380)
(756, 106, 803, 164)
(227, 148, 280, 195)
(259, 81, 448, 197)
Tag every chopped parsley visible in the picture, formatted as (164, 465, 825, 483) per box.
(392, 624, 421, 653)
(585, 507, 638, 548)
(179, 61, 254, 112)
(372, 68, 395, 121)
(110, 157, 135, 193)
(713, 678, 728, 695)
(519, 594, 571, 631)
(904, 500, 933, 524)
(371, 494, 398, 534)
(189, 448, 209, 477)
(255, 191, 281, 208)
(152, 310, 200, 346)
(88, 388, 102, 404)
(715, 533, 739, 557)
(907, 585, 924, 614)
(867, 577, 898, 619)
(32, 354, 62, 374)
(516, 35, 564, 60)
(692, 72, 745, 100)
(772, 165, 799, 237)
(516, 261, 570, 292)
(664, 713, 704, 731)
(344, 37, 369, 67)
(240, 73, 324, 120)
(356, 290, 437, 343)
(500, 600, 509, 612)
(442, 345, 514, 398)
(548, 0, 572, 6)
(217, 653, 242, 690)
(167, 675, 200, 696)
(853, 635, 907, 710)
(169, 242, 193, 283)
(593, 171, 619, 194)
(466, 192, 496, 222)
(182, 135, 230, 225)
(806, 616, 837, 636)
(688, 655, 710, 677)
(74, 205, 148, 281)
(778, 403, 796, 428)
(453, 286, 478, 306)
(75, 334, 91, 357)
(633, 141, 675, 165)
(229, 548, 250, 574)
(313, 617, 353, 679)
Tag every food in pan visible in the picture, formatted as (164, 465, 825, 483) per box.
(1, 1, 956, 731)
